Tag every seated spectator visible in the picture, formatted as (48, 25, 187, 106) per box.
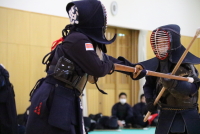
(111, 92, 133, 128)
(132, 94, 158, 128)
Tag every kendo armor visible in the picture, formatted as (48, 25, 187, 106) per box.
(156, 63, 199, 109)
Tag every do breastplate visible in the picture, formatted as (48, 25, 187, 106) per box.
(156, 62, 198, 109)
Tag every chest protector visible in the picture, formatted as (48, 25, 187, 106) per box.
(43, 41, 109, 95)
(156, 62, 198, 109)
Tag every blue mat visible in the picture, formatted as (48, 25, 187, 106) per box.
(89, 127, 156, 134)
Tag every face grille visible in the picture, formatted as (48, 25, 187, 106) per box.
(150, 29, 171, 60)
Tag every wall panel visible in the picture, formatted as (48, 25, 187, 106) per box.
(0, 43, 8, 66)
(30, 13, 51, 47)
(0, 8, 7, 43)
(100, 89, 115, 116)
(7, 10, 30, 45)
(29, 46, 49, 89)
(195, 38, 200, 72)
(7, 44, 30, 113)
(50, 16, 70, 42)
(146, 31, 154, 60)
(86, 87, 100, 115)
(131, 30, 140, 105)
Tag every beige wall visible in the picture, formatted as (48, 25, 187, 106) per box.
(0, 7, 70, 113)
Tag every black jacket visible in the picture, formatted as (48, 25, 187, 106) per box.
(111, 102, 133, 121)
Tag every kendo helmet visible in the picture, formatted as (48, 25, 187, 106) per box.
(150, 24, 200, 64)
(66, 0, 116, 45)
(150, 24, 181, 60)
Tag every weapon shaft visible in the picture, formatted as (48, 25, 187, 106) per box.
(114, 64, 191, 82)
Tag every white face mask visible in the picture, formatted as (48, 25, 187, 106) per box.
(120, 99, 126, 104)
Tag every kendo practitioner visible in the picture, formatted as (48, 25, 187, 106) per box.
(0, 64, 18, 134)
(141, 24, 200, 134)
(25, 0, 146, 134)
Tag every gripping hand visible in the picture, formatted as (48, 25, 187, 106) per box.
(146, 98, 157, 113)
(131, 64, 147, 80)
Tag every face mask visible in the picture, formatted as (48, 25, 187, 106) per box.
(150, 29, 170, 60)
(120, 99, 126, 104)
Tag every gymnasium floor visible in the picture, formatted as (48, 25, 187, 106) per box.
(89, 127, 156, 134)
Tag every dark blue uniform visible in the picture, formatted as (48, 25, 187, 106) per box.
(0, 65, 18, 134)
(26, 31, 140, 134)
(141, 24, 200, 134)
(143, 67, 200, 134)
(132, 102, 148, 127)
(111, 102, 133, 121)
(26, 1, 145, 133)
